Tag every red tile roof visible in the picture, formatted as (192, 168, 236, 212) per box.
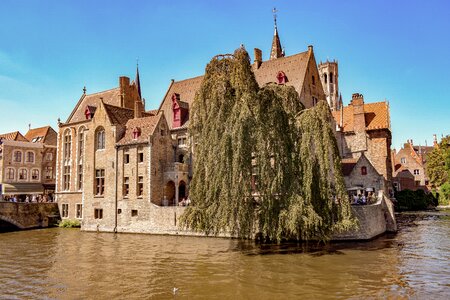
(117, 114, 162, 146)
(103, 104, 135, 125)
(0, 131, 28, 142)
(25, 126, 51, 143)
(332, 101, 390, 132)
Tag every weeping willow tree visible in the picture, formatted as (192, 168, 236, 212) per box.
(180, 47, 356, 241)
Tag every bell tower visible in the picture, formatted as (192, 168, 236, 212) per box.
(318, 60, 339, 111)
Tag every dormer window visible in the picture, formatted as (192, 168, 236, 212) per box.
(277, 71, 287, 84)
(84, 106, 96, 120)
(132, 127, 141, 139)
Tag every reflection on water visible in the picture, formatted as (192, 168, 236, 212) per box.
(0, 211, 449, 299)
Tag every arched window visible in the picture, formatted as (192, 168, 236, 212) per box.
(361, 166, 367, 176)
(19, 168, 28, 180)
(26, 151, 35, 163)
(324, 73, 328, 84)
(6, 168, 15, 180)
(63, 129, 72, 160)
(330, 72, 334, 84)
(96, 127, 105, 150)
(13, 150, 22, 163)
(78, 126, 86, 159)
(312, 75, 316, 85)
(31, 169, 40, 180)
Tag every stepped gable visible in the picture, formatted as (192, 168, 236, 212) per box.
(117, 114, 162, 146)
(103, 104, 135, 125)
(0, 131, 29, 142)
(66, 88, 121, 123)
(332, 101, 390, 132)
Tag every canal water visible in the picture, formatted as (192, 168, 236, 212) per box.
(1, 211, 449, 299)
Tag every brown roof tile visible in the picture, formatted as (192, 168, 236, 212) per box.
(103, 104, 135, 125)
(25, 126, 50, 142)
(67, 88, 121, 123)
(0, 131, 28, 142)
(332, 101, 390, 132)
(117, 114, 162, 146)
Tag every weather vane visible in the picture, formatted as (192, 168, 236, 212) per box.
(273, 7, 278, 28)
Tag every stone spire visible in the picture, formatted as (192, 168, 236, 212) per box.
(135, 61, 142, 99)
(270, 8, 283, 60)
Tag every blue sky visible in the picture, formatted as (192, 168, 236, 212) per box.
(0, 0, 449, 149)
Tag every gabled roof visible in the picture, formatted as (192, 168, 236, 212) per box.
(158, 50, 311, 130)
(332, 101, 390, 132)
(116, 114, 163, 146)
(25, 126, 51, 143)
(66, 88, 121, 123)
(0, 131, 29, 142)
(103, 103, 135, 125)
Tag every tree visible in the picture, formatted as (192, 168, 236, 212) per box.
(180, 47, 356, 242)
(427, 136, 450, 187)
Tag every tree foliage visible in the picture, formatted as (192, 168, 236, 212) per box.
(427, 136, 450, 187)
(180, 47, 356, 241)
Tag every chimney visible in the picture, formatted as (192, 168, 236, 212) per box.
(350, 93, 365, 132)
(134, 99, 143, 119)
(254, 48, 262, 69)
(119, 76, 131, 108)
(308, 45, 313, 52)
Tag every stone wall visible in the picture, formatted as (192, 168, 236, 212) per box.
(0, 202, 60, 229)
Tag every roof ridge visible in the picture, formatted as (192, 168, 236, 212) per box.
(103, 103, 134, 111)
(86, 87, 120, 97)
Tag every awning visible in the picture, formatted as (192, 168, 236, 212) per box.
(1, 183, 44, 194)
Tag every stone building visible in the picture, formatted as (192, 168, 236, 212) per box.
(0, 126, 57, 200)
(332, 93, 393, 194)
(341, 154, 384, 195)
(318, 60, 341, 111)
(55, 69, 188, 232)
(391, 138, 435, 191)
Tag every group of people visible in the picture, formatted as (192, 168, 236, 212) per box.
(178, 197, 191, 206)
(350, 192, 374, 205)
(1, 194, 53, 203)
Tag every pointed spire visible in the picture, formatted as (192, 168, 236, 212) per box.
(135, 60, 142, 99)
(270, 8, 283, 60)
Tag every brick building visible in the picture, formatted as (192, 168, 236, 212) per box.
(0, 126, 57, 200)
(332, 93, 393, 195)
(392, 138, 435, 191)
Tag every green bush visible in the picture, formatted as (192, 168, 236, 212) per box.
(58, 219, 81, 228)
(438, 182, 450, 206)
(395, 189, 438, 211)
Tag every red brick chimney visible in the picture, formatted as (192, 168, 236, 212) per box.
(350, 93, 365, 132)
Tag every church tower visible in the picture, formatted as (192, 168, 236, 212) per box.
(318, 60, 339, 111)
(270, 8, 284, 60)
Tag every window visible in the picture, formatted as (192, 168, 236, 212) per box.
(45, 167, 53, 180)
(19, 169, 27, 180)
(138, 147, 144, 163)
(94, 208, 103, 219)
(400, 157, 406, 164)
(124, 150, 130, 164)
(63, 129, 72, 160)
(312, 75, 315, 85)
(96, 128, 105, 150)
(160, 124, 166, 136)
(78, 165, 83, 190)
(414, 169, 420, 175)
(76, 204, 82, 219)
(46, 152, 53, 161)
(78, 128, 85, 159)
(312, 96, 318, 106)
(31, 169, 39, 180)
(95, 169, 105, 196)
(26, 151, 35, 163)
(61, 204, 69, 218)
(361, 166, 367, 176)
(13, 151, 22, 163)
(118, 209, 122, 214)
(330, 72, 334, 83)
(6, 168, 15, 180)
(123, 177, 129, 197)
(63, 166, 70, 191)
(138, 176, 144, 197)
(131, 210, 138, 217)
(324, 73, 328, 84)
(178, 137, 187, 146)
(132, 127, 141, 139)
